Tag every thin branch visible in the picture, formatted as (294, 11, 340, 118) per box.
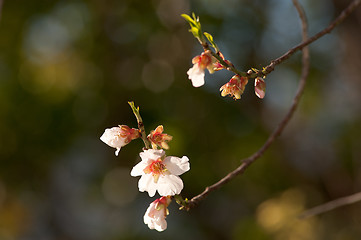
(200, 0, 361, 79)
(186, 0, 310, 209)
(261, 0, 361, 76)
(299, 191, 361, 219)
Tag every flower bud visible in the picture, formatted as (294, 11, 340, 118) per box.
(254, 77, 266, 99)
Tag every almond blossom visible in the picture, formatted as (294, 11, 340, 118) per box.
(100, 125, 140, 156)
(187, 51, 214, 87)
(144, 196, 172, 232)
(130, 149, 190, 197)
(220, 75, 249, 100)
(147, 125, 173, 149)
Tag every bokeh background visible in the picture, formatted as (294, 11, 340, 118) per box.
(1, 0, 361, 239)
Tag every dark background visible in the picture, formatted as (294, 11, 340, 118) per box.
(0, 0, 361, 239)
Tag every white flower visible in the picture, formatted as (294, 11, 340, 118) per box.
(187, 51, 213, 87)
(130, 149, 190, 197)
(100, 125, 140, 156)
(144, 196, 171, 232)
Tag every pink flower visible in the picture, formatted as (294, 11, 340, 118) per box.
(144, 196, 172, 232)
(220, 75, 248, 100)
(254, 77, 266, 99)
(130, 149, 190, 197)
(147, 125, 173, 150)
(187, 51, 213, 87)
(100, 125, 140, 156)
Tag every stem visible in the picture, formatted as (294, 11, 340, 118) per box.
(128, 101, 151, 149)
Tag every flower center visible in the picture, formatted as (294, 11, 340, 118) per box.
(143, 158, 168, 183)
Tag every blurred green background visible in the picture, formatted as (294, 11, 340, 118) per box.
(0, 0, 361, 239)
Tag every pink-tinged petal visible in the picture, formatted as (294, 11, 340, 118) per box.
(130, 161, 148, 176)
(254, 77, 266, 99)
(140, 149, 165, 162)
(157, 175, 183, 196)
(163, 156, 190, 175)
(138, 175, 157, 197)
(187, 65, 205, 87)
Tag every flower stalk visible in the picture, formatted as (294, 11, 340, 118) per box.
(128, 101, 151, 149)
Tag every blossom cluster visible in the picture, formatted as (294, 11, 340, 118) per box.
(187, 51, 266, 100)
(100, 120, 189, 232)
(183, 13, 266, 100)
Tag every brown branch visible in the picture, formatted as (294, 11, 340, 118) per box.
(261, 0, 361, 76)
(201, 0, 361, 79)
(299, 191, 361, 219)
(186, 0, 310, 210)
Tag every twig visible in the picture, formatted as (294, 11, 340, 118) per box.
(261, 0, 361, 76)
(299, 191, 361, 219)
(201, 0, 361, 79)
(186, 0, 310, 209)
(128, 101, 151, 149)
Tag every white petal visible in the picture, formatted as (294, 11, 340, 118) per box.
(138, 175, 157, 197)
(100, 127, 126, 149)
(157, 175, 183, 196)
(163, 156, 190, 175)
(140, 149, 165, 162)
(130, 161, 148, 176)
(187, 65, 205, 87)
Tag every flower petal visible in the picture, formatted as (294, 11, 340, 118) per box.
(143, 201, 168, 232)
(140, 149, 165, 162)
(157, 175, 183, 196)
(163, 156, 190, 175)
(138, 174, 157, 197)
(130, 161, 148, 176)
(187, 65, 205, 87)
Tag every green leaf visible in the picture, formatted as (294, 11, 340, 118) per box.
(204, 32, 219, 51)
(204, 32, 213, 42)
(181, 14, 196, 26)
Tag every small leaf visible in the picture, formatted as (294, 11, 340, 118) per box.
(181, 14, 196, 26)
(204, 32, 213, 42)
(204, 32, 219, 51)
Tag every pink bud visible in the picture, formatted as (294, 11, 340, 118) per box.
(254, 77, 266, 99)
